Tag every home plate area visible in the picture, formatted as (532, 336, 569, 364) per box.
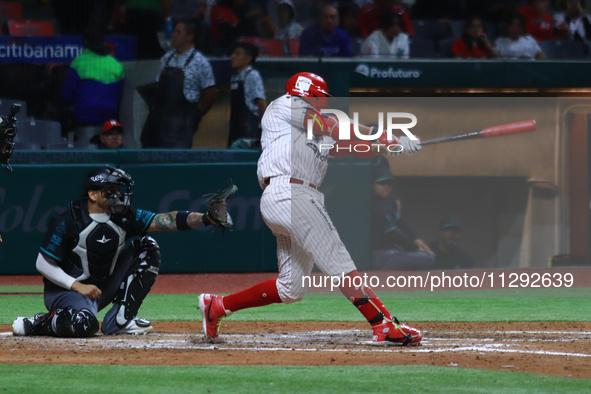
(1, 322, 591, 378)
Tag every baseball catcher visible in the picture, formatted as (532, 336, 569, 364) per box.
(0, 103, 22, 172)
(13, 167, 237, 337)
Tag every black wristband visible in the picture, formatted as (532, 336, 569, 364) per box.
(201, 213, 212, 226)
(176, 210, 191, 231)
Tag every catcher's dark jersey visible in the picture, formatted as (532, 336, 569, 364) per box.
(40, 199, 155, 287)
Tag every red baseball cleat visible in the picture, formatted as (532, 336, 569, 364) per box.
(198, 293, 232, 339)
(372, 318, 422, 346)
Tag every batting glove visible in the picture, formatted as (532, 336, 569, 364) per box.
(397, 136, 422, 155)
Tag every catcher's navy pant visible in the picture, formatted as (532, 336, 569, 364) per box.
(44, 243, 142, 334)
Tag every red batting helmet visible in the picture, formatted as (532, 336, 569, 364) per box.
(285, 72, 329, 109)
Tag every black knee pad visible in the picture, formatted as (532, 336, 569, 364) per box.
(133, 235, 161, 270)
(54, 308, 99, 338)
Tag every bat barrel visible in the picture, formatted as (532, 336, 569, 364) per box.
(481, 120, 536, 137)
(421, 120, 537, 146)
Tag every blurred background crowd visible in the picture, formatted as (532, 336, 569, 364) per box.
(1, 0, 589, 150)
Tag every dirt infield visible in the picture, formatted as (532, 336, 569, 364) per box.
(1, 273, 590, 379)
(1, 321, 590, 378)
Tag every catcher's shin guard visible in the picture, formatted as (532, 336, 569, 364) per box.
(18, 309, 99, 337)
(115, 236, 161, 326)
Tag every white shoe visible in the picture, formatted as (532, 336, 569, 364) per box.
(12, 313, 53, 336)
(12, 317, 30, 336)
(112, 318, 153, 335)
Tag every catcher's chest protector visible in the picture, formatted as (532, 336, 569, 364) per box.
(69, 201, 126, 282)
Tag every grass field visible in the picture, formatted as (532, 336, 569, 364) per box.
(1, 288, 590, 393)
(1, 288, 590, 324)
(1, 364, 590, 394)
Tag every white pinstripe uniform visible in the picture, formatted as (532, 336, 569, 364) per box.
(257, 94, 357, 303)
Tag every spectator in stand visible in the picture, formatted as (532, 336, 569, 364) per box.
(274, 0, 304, 41)
(495, 14, 545, 59)
(370, 165, 435, 271)
(228, 42, 267, 149)
(211, 1, 239, 47)
(451, 16, 498, 58)
(299, 4, 353, 57)
(361, 9, 409, 58)
(90, 120, 125, 149)
(123, 0, 167, 59)
(61, 26, 125, 133)
(519, 0, 556, 41)
(141, 18, 216, 148)
(427, 217, 474, 270)
(232, 0, 269, 38)
(196, 0, 240, 56)
(339, 3, 361, 39)
(358, 0, 414, 39)
(553, 0, 591, 41)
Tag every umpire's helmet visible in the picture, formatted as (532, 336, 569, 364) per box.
(82, 166, 134, 214)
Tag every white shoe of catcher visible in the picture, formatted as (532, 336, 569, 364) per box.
(12, 316, 31, 336)
(112, 318, 154, 335)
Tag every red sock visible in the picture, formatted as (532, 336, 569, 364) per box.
(339, 271, 392, 326)
(222, 279, 282, 313)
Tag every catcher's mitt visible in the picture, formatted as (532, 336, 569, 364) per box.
(202, 183, 238, 230)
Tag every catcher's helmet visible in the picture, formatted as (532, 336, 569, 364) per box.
(82, 166, 134, 214)
(285, 72, 329, 109)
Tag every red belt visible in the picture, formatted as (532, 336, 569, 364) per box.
(264, 177, 319, 191)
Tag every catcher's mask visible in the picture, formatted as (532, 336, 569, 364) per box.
(82, 166, 134, 214)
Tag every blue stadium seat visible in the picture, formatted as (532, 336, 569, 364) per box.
(14, 119, 64, 149)
(413, 19, 451, 41)
(74, 125, 102, 144)
(14, 142, 41, 150)
(409, 38, 437, 58)
(538, 40, 586, 59)
(437, 37, 456, 58)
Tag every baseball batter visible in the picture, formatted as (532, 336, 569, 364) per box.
(199, 72, 423, 345)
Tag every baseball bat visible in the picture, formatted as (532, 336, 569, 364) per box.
(420, 120, 536, 146)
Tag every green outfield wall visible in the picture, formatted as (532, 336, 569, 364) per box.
(0, 152, 372, 275)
